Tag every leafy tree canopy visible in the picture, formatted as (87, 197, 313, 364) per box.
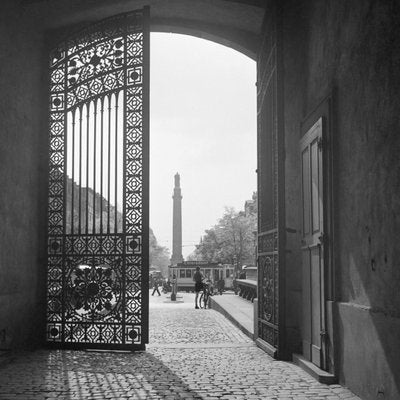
(149, 228, 170, 277)
(189, 207, 256, 267)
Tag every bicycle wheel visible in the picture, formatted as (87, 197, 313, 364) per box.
(203, 292, 209, 308)
(199, 292, 204, 308)
(199, 291, 208, 309)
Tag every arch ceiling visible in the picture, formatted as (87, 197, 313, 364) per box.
(21, 0, 266, 59)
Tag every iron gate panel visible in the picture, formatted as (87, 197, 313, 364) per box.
(46, 9, 149, 349)
(257, 0, 284, 356)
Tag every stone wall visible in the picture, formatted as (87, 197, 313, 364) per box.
(282, 1, 400, 399)
(0, 2, 48, 349)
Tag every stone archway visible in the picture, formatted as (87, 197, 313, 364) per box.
(36, 0, 280, 353)
(10, 0, 290, 357)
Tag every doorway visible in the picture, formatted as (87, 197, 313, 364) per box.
(300, 117, 327, 369)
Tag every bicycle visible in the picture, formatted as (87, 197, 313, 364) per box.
(199, 281, 212, 309)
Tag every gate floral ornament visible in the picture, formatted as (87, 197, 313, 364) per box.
(261, 256, 274, 322)
(66, 260, 122, 321)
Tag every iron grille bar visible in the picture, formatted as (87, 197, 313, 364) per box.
(85, 104, 90, 234)
(100, 98, 104, 233)
(92, 102, 97, 234)
(78, 106, 83, 234)
(107, 96, 111, 234)
(115, 93, 119, 233)
(71, 110, 76, 234)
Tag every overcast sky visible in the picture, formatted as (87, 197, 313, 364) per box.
(149, 33, 257, 258)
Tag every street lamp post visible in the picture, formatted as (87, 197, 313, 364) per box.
(233, 255, 238, 294)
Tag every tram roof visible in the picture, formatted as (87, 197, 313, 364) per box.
(170, 261, 224, 269)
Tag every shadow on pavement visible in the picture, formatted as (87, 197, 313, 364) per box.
(0, 349, 202, 399)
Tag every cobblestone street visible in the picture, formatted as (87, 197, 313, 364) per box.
(0, 292, 362, 399)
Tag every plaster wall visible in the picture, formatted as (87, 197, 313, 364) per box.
(0, 2, 48, 349)
(282, 0, 400, 398)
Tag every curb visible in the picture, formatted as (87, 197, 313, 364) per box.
(209, 297, 254, 340)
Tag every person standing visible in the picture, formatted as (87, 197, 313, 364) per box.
(171, 274, 178, 301)
(193, 266, 204, 309)
(217, 278, 225, 295)
(152, 277, 161, 296)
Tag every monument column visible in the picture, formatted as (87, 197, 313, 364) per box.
(171, 173, 184, 266)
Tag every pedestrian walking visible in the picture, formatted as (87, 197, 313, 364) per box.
(193, 266, 204, 309)
(152, 278, 161, 296)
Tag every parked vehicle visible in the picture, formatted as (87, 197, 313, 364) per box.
(168, 261, 234, 292)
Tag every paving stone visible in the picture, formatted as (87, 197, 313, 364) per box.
(0, 292, 363, 400)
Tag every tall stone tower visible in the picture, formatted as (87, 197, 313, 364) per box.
(170, 173, 184, 266)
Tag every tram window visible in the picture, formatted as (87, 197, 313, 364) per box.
(226, 269, 230, 278)
(186, 269, 192, 278)
(179, 269, 185, 278)
(205, 269, 211, 278)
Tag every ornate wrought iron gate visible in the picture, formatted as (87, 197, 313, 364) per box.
(46, 9, 149, 349)
(257, 1, 285, 357)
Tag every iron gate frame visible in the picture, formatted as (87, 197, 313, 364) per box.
(45, 8, 150, 350)
(256, 0, 286, 359)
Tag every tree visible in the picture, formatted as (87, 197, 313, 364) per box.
(149, 228, 170, 277)
(190, 207, 257, 267)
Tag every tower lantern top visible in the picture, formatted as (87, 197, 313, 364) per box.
(174, 173, 180, 187)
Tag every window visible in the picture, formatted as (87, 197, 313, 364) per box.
(226, 269, 230, 278)
(186, 269, 192, 278)
(214, 269, 220, 281)
(180, 269, 185, 278)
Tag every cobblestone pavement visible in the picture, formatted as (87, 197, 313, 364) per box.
(0, 292, 362, 400)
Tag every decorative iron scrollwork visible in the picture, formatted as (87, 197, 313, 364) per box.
(257, 6, 280, 349)
(46, 9, 148, 349)
(66, 261, 122, 321)
(262, 256, 274, 321)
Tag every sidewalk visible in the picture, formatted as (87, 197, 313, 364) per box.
(209, 292, 254, 340)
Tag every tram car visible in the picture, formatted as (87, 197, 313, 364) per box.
(169, 261, 234, 292)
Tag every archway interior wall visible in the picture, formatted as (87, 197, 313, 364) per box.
(282, 0, 400, 398)
(0, 1, 48, 349)
(23, 0, 264, 60)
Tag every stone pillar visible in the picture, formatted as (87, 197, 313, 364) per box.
(170, 173, 183, 266)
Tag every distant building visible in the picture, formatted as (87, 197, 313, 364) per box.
(244, 191, 257, 217)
